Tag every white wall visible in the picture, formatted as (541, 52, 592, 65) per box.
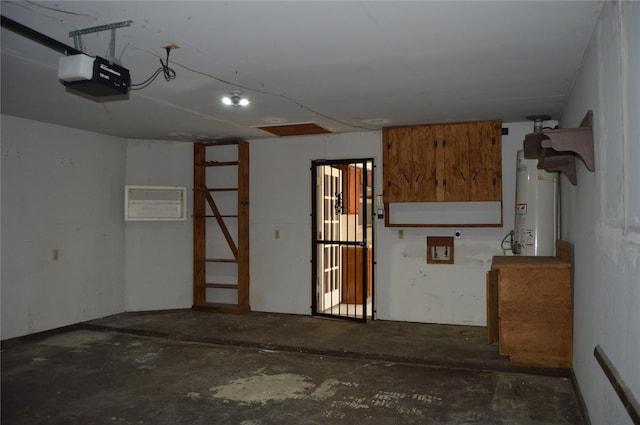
(1, 115, 127, 339)
(250, 135, 326, 314)
(124, 140, 193, 311)
(0, 115, 575, 336)
(250, 124, 531, 325)
(561, 2, 639, 424)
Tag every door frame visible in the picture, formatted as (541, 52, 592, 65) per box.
(311, 158, 375, 322)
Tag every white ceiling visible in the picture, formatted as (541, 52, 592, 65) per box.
(1, 1, 603, 142)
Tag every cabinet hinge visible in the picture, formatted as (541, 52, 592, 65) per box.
(387, 143, 391, 150)
(442, 139, 446, 147)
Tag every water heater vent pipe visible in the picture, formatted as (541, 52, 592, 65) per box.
(526, 114, 551, 133)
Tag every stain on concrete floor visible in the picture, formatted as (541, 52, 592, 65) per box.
(1, 329, 584, 425)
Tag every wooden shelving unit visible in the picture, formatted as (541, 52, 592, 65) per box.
(193, 140, 250, 314)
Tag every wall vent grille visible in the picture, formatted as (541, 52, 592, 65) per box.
(125, 185, 187, 221)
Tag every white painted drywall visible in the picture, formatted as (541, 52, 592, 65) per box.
(561, 2, 639, 424)
(124, 140, 193, 311)
(0, 114, 562, 338)
(250, 135, 326, 314)
(250, 123, 533, 325)
(0, 115, 127, 340)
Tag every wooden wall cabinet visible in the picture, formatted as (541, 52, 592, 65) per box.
(383, 120, 502, 203)
(486, 241, 572, 369)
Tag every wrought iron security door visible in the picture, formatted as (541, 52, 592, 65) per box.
(311, 159, 374, 322)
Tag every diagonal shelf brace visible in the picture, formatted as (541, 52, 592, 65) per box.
(205, 191, 239, 259)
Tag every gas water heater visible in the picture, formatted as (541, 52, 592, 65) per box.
(513, 151, 559, 256)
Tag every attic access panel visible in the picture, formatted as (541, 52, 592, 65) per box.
(256, 123, 332, 137)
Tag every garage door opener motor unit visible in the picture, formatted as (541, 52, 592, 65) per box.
(58, 54, 130, 99)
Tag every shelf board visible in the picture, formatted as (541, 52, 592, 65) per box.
(523, 110, 594, 185)
(201, 140, 241, 146)
(205, 283, 238, 289)
(195, 161, 239, 167)
(192, 214, 238, 218)
(200, 258, 238, 263)
(192, 302, 251, 314)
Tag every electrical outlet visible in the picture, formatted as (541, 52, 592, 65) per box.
(52, 249, 59, 261)
(398, 229, 404, 239)
(275, 229, 280, 239)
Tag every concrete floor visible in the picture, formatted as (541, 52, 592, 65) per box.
(1, 310, 585, 424)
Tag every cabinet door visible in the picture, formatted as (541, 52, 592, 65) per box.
(341, 165, 362, 215)
(468, 120, 502, 201)
(441, 123, 470, 201)
(383, 126, 437, 202)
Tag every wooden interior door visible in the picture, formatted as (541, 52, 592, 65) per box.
(317, 165, 342, 310)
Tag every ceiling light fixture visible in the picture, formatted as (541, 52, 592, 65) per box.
(222, 92, 250, 107)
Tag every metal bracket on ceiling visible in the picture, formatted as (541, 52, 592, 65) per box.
(69, 20, 133, 62)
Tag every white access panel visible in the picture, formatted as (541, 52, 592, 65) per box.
(125, 185, 187, 221)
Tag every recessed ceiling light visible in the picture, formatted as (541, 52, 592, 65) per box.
(168, 132, 194, 139)
(222, 91, 250, 107)
(262, 117, 287, 124)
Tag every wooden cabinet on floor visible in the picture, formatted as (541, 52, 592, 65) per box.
(486, 241, 572, 368)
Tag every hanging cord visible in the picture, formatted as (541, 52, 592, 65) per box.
(131, 47, 176, 90)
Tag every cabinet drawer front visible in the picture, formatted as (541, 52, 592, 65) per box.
(499, 320, 572, 368)
(499, 301, 571, 322)
(498, 268, 571, 321)
(498, 268, 571, 302)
